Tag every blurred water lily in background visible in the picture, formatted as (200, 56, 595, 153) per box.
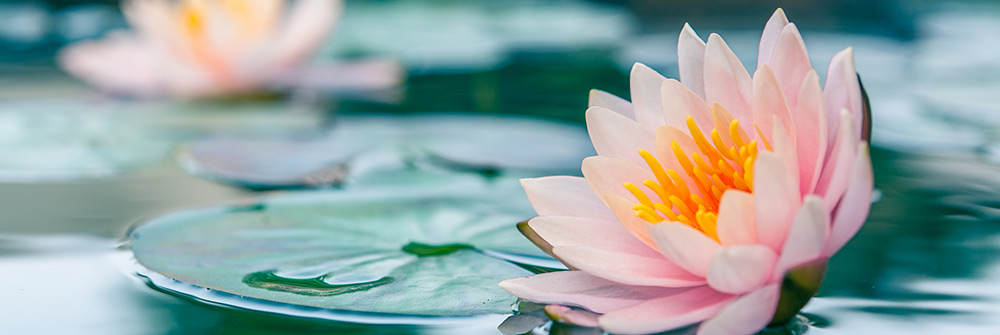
(57, 0, 401, 98)
(500, 9, 874, 334)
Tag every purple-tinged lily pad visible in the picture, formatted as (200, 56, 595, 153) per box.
(179, 114, 594, 189)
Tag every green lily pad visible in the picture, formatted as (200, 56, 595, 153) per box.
(129, 176, 556, 319)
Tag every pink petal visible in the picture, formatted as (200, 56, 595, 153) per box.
(528, 216, 660, 258)
(771, 116, 800, 185)
(545, 305, 601, 327)
(279, 59, 403, 91)
(268, 0, 342, 69)
(647, 222, 721, 278)
(678, 23, 707, 99)
(716, 190, 758, 246)
(756, 8, 789, 68)
(553, 245, 706, 287)
(815, 109, 858, 212)
(795, 70, 828, 195)
(499, 271, 686, 313)
(774, 196, 829, 277)
(696, 284, 781, 335)
(753, 152, 802, 252)
(604, 194, 658, 248)
(706, 245, 778, 295)
(704, 33, 753, 124)
(582, 156, 656, 202)
(57, 34, 165, 96)
(631, 63, 669, 131)
(768, 23, 812, 110)
(598, 286, 733, 335)
(589, 89, 635, 120)
(823, 47, 863, 145)
(521, 176, 616, 220)
(586, 107, 655, 166)
(823, 144, 874, 256)
(661, 79, 714, 134)
(751, 65, 795, 146)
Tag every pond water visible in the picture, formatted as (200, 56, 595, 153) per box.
(3, 0, 1000, 334)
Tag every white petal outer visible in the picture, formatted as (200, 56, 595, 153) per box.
(528, 216, 660, 258)
(545, 305, 600, 327)
(816, 110, 858, 213)
(631, 63, 669, 132)
(704, 34, 753, 124)
(589, 89, 635, 120)
(521, 176, 616, 220)
(586, 107, 655, 166)
(647, 222, 722, 278)
(753, 152, 802, 252)
(598, 286, 733, 335)
(678, 23, 707, 99)
(268, 0, 342, 69)
(757, 8, 789, 68)
(661, 79, 714, 134)
(823, 48, 863, 145)
(706, 245, 778, 295)
(499, 271, 687, 314)
(795, 70, 828, 196)
(552, 245, 706, 287)
(280, 59, 403, 91)
(768, 23, 812, 111)
(774, 196, 830, 278)
(696, 284, 781, 335)
(823, 144, 874, 257)
(715, 190, 757, 246)
(57, 35, 164, 96)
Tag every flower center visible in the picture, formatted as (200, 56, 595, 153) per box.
(177, 0, 282, 42)
(625, 116, 769, 241)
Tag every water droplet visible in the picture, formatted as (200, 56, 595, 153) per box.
(242, 270, 393, 296)
(401, 242, 475, 257)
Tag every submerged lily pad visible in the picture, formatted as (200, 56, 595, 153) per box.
(179, 114, 594, 189)
(0, 94, 330, 182)
(0, 103, 172, 182)
(129, 177, 556, 318)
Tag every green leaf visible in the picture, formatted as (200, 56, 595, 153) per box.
(130, 176, 554, 316)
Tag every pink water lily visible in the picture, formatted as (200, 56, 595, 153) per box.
(58, 0, 400, 98)
(500, 9, 873, 335)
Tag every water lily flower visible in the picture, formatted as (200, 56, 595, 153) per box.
(58, 0, 401, 98)
(500, 9, 873, 335)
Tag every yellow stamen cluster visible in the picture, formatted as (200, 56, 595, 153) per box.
(625, 116, 764, 241)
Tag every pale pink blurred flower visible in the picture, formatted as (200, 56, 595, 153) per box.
(500, 9, 873, 335)
(58, 0, 401, 98)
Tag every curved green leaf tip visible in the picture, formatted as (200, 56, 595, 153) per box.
(401, 242, 476, 257)
(243, 270, 394, 296)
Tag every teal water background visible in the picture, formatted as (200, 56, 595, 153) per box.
(3, 0, 1000, 334)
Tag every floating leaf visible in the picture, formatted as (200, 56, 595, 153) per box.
(129, 176, 557, 318)
(180, 114, 594, 189)
(323, 0, 633, 72)
(0, 104, 172, 181)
